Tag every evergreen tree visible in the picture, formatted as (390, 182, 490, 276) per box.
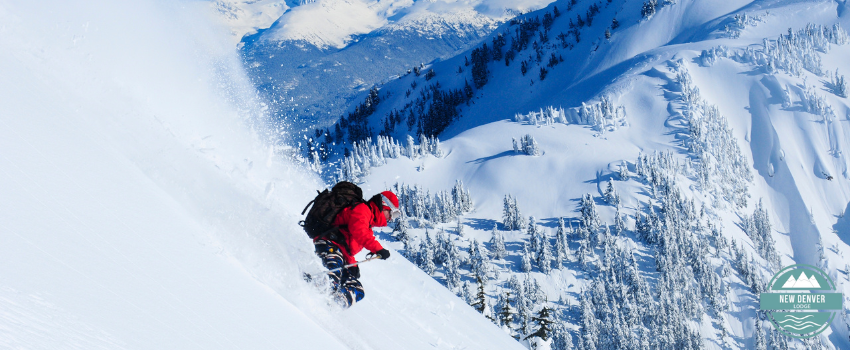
(490, 224, 508, 260)
(444, 238, 462, 291)
(471, 43, 490, 88)
(461, 281, 474, 304)
(552, 323, 574, 350)
(525, 306, 555, 348)
(519, 134, 542, 156)
(554, 222, 567, 269)
(833, 69, 847, 97)
(579, 292, 598, 350)
(418, 230, 436, 275)
(392, 209, 411, 242)
(580, 194, 601, 245)
(538, 232, 553, 274)
(522, 242, 534, 273)
(816, 234, 827, 273)
(618, 161, 629, 180)
(528, 216, 541, 254)
(641, 0, 657, 18)
(604, 179, 620, 206)
(498, 291, 516, 331)
(400, 229, 414, 259)
(456, 218, 465, 237)
(503, 194, 516, 230)
(556, 217, 568, 247)
(515, 197, 526, 230)
(433, 227, 449, 266)
(754, 319, 767, 350)
(502, 194, 524, 230)
(469, 239, 489, 281)
(613, 207, 626, 236)
(470, 276, 488, 314)
(577, 228, 590, 270)
(743, 199, 779, 268)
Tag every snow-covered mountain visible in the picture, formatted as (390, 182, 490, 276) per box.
(313, 0, 850, 348)
(5, 0, 850, 348)
(206, 0, 289, 44)
(228, 0, 558, 134)
(0, 1, 525, 349)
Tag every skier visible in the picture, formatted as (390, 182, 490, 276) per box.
(313, 190, 398, 308)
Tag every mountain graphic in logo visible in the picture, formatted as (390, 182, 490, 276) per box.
(761, 264, 844, 339)
(781, 271, 822, 289)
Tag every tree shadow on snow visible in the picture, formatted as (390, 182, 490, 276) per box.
(467, 150, 518, 164)
(465, 217, 499, 231)
(834, 201, 850, 245)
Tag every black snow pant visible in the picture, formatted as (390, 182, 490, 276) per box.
(314, 239, 365, 308)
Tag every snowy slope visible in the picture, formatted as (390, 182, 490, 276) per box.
(236, 0, 560, 134)
(320, 0, 850, 348)
(0, 1, 525, 349)
(205, 0, 289, 44)
(257, 0, 555, 50)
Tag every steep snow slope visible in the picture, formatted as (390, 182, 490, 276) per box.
(323, 0, 850, 348)
(0, 1, 525, 349)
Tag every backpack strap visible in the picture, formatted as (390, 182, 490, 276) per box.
(300, 190, 322, 215)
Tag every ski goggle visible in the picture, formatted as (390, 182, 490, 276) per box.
(381, 194, 401, 221)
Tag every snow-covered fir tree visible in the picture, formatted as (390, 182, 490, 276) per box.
(554, 222, 567, 269)
(470, 277, 488, 314)
(433, 227, 449, 266)
(516, 134, 542, 156)
(618, 161, 630, 180)
(537, 231, 553, 274)
(469, 239, 490, 282)
(418, 230, 437, 275)
(527, 216, 542, 255)
(521, 242, 533, 273)
(742, 199, 780, 269)
(524, 306, 554, 349)
(490, 224, 508, 260)
(579, 291, 598, 350)
(443, 238, 463, 291)
(392, 208, 411, 242)
(603, 178, 620, 206)
(461, 281, 474, 304)
(613, 207, 626, 236)
(497, 291, 515, 334)
(551, 323, 574, 350)
(393, 181, 473, 225)
(832, 69, 847, 97)
(503, 194, 525, 230)
(579, 194, 601, 245)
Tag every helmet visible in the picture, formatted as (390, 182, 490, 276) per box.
(380, 191, 400, 220)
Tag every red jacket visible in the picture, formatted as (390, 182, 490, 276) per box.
(324, 201, 386, 264)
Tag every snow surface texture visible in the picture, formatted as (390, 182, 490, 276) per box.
(0, 1, 525, 349)
(313, 0, 850, 348)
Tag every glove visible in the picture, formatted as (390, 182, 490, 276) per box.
(370, 249, 390, 260)
(346, 265, 361, 279)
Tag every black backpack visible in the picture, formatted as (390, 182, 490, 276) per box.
(299, 181, 366, 241)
